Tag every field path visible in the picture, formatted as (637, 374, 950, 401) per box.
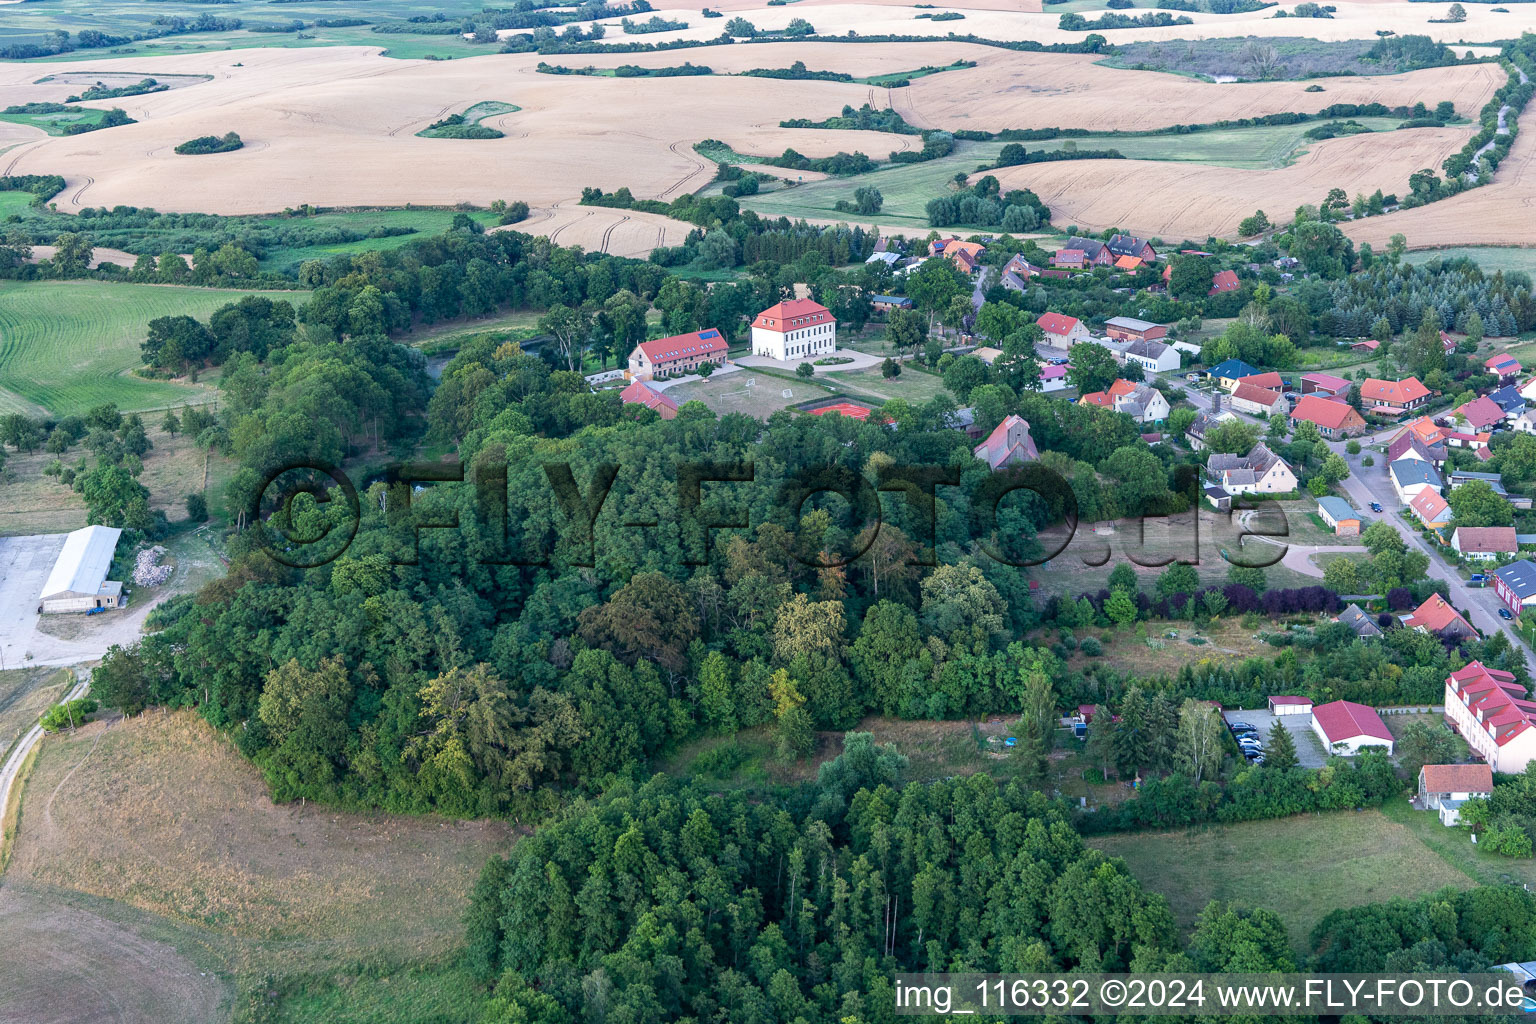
(0, 669, 87, 864)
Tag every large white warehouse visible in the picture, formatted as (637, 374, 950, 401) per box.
(38, 525, 125, 614)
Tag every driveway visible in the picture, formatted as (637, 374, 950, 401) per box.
(1224, 708, 1329, 768)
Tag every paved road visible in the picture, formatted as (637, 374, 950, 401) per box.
(0, 668, 88, 855)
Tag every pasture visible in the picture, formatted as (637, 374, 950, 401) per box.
(1408, 246, 1536, 277)
(1087, 810, 1474, 943)
(0, 105, 116, 136)
(2, 709, 516, 1019)
(0, 280, 278, 418)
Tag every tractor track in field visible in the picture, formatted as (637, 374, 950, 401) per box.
(68, 175, 94, 206)
(548, 210, 593, 245)
(660, 139, 706, 199)
(597, 213, 629, 253)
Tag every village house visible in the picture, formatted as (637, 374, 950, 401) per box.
(1301, 372, 1351, 397)
(1418, 764, 1494, 826)
(627, 327, 730, 380)
(1493, 559, 1536, 616)
(1312, 700, 1394, 756)
(1487, 352, 1523, 382)
(1000, 270, 1030, 293)
(750, 299, 836, 361)
(1037, 312, 1094, 348)
(1208, 358, 1261, 391)
(1236, 371, 1284, 392)
(1409, 489, 1454, 535)
(1336, 604, 1383, 638)
(1453, 395, 1505, 432)
(1388, 433, 1447, 468)
(1361, 376, 1431, 414)
(1439, 330, 1459, 355)
(1185, 409, 1237, 451)
(1317, 495, 1362, 536)
(1290, 394, 1366, 436)
(1114, 255, 1143, 272)
(1444, 661, 1536, 775)
(931, 238, 986, 274)
(1390, 457, 1444, 504)
(1351, 339, 1381, 353)
(1060, 236, 1116, 267)
(1453, 526, 1518, 561)
(1513, 409, 1536, 435)
(1003, 253, 1041, 279)
(1519, 375, 1536, 404)
(1050, 249, 1087, 270)
(1107, 233, 1158, 262)
(972, 414, 1039, 469)
(619, 379, 679, 419)
(1209, 269, 1241, 295)
(1121, 338, 1180, 373)
(1081, 379, 1169, 424)
(1229, 382, 1284, 417)
(1489, 384, 1526, 420)
(1039, 364, 1068, 392)
(1104, 316, 1168, 343)
(1403, 592, 1477, 639)
(1206, 443, 1298, 495)
(870, 294, 913, 314)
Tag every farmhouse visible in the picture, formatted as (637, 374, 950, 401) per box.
(1493, 560, 1536, 615)
(1290, 394, 1365, 436)
(1336, 604, 1383, 638)
(1003, 253, 1041, 279)
(1206, 443, 1297, 495)
(751, 299, 836, 361)
(1389, 458, 1443, 504)
(1444, 661, 1536, 775)
(1121, 339, 1180, 373)
(1316, 495, 1361, 536)
(1409, 489, 1453, 533)
(1104, 316, 1167, 343)
(1050, 249, 1087, 270)
(619, 379, 679, 419)
(1486, 353, 1523, 382)
(1229, 382, 1284, 417)
(1454, 395, 1505, 432)
(1452, 526, 1517, 561)
(1208, 359, 1260, 391)
(1185, 409, 1237, 451)
(1402, 593, 1476, 640)
(932, 238, 986, 274)
(38, 525, 124, 614)
(1312, 700, 1394, 756)
(1361, 376, 1431, 414)
(1301, 372, 1351, 396)
(973, 414, 1039, 469)
(627, 327, 729, 380)
(1060, 236, 1115, 266)
(1208, 269, 1240, 294)
(1107, 233, 1157, 262)
(1037, 312, 1093, 348)
(1000, 270, 1030, 293)
(1268, 695, 1314, 716)
(1418, 764, 1494, 826)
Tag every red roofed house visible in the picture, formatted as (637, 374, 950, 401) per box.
(1452, 526, 1518, 561)
(1351, 339, 1381, 353)
(1229, 382, 1284, 416)
(1312, 700, 1394, 755)
(751, 299, 836, 361)
(1051, 249, 1087, 269)
(1402, 592, 1477, 639)
(1454, 395, 1505, 432)
(1444, 661, 1536, 774)
(1237, 371, 1284, 392)
(627, 327, 729, 381)
(1361, 376, 1431, 413)
(1440, 330, 1458, 354)
(1486, 353, 1523, 382)
(1268, 695, 1313, 716)
(1209, 269, 1240, 294)
(1037, 312, 1094, 348)
(973, 414, 1040, 469)
(619, 379, 679, 419)
(931, 238, 986, 274)
(1290, 394, 1366, 437)
(1409, 488, 1453, 534)
(1301, 372, 1351, 396)
(1418, 763, 1494, 825)
(1113, 255, 1143, 271)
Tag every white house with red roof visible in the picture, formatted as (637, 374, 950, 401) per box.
(750, 299, 836, 361)
(1209, 269, 1240, 294)
(1037, 312, 1094, 348)
(627, 327, 729, 380)
(619, 379, 679, 419)
(1361, 376, 1430, 413)
(973, 414, 1040, 469)
(1418, 763, 1493, 825)
(1402, 592, 1477, 639)
(1312, 700, 1394, 755)
(1268, 695, 1313, 716)
(1444, 661, 1536, 774)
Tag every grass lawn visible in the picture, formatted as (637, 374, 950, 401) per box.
(1064, 617, 1302, 678)
(822, 363, 952, 403)
(1410, 246, 1536, 277)
(254, 209, 499, 273)
(0, 106, 114, 136)
(1380, 795, 1536, 888)
(666, 371, 818, 417)
(1088, 810, 1475, 943)
(0, 667, 72, 766)
(0, 280, 284, 418)
(415, 100, 519, 139)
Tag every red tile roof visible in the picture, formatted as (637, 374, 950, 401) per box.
(636, 328, 728, 364)
(1037, 312, 1081, 336)
(752, 299, 833, 332)
(1455, 526, 1517, 554)
(1404, 593, 1476, 636)
(1448, 661, 1536, 747)
(1209, 269, 1240, 293)
(1361, 377, 1430, 405)
(1302, 372, 1350, 392)
(1232, 382, 1281, 407)
(1114, 255, 1142, 270)
(1409, 488, 1452, 525)
(1290, 394, 1364, 430)
(619, 379, 679, 415)
(1419, 763, 1493, 793)
(1486, 353, 1522, 374)
(1269, 695, 1311, 706)
(1312, 700, 1393, 744)
(1455, 396, 1504, 430)
(1079, 390, 1114, 408)
(1237, 371, 1284, 391)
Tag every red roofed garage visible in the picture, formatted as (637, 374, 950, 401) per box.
(1312, 700, 1394, 755)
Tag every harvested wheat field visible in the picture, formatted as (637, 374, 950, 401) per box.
(1343, 106, 1536, 249)
(985, 122, 1472, 238)
(506, 203, 695, 258)
(5, 710, 517, 977)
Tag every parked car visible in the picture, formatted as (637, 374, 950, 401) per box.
(1470, 573, 1487, 583)
(1229, 721, 1255, 732)
(1500, 608, 1515, 620)
(1248, 753, 1265, 764)
(1238, 740, 1263, 752)
(1369, 502, 1383, 513)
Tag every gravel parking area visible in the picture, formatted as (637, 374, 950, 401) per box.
(1223, 708, 1329, 768)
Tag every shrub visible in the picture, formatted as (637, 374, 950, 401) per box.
(1079, 636, 1103, 656)
(40, 697, 99, 733)
(174, 131, 243, 155)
